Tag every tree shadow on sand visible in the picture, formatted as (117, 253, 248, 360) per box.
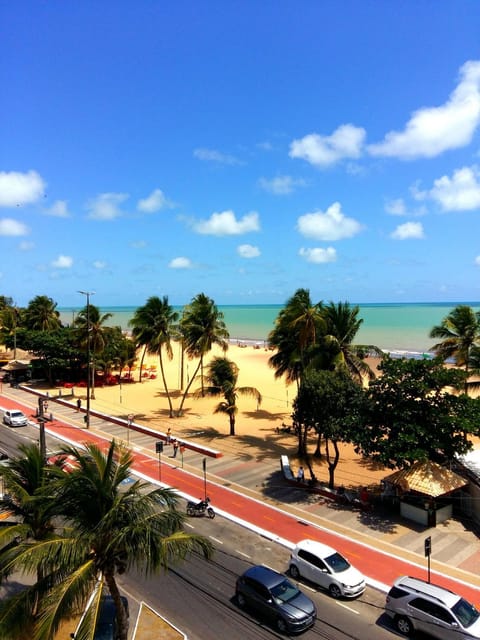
(178, 426, 296, 463)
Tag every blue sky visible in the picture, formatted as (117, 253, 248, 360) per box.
(2, 1, 480, 308)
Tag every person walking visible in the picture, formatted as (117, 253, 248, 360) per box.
(296, 466, 305, 483)
(172, 440, 179, 458)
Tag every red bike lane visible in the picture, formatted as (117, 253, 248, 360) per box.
(3, 395, 480, 607)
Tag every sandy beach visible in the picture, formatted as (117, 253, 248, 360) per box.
(63, 343, 389, 490)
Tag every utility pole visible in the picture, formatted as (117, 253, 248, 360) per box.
(78, 290, 95, 428)
(37, 396, 47, 463)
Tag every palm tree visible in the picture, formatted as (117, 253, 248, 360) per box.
(430, 305, 480, 375)
(24, 296, 62, 332)
(0, 441, 213, 640)
(268, 288, 324, 388)
(177, 293, 230, 416)
(129, 296, 179, 417)
(74, 305, 113, 400)
(0, 444, 61, 638)
(0, 443, 57, 555)
(197, 356, 261, 436)
(320, 301, 380, 383)
(0, 303, 21, 359)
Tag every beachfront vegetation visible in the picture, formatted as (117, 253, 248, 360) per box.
(355, 356, 480, 469)
(5, 293, 480, 468)
(24, 296, 62, 332)
(268, 288, 325, 388)
(128, 296, 179, 418)
(430, 304, 480, 392)
(293, 369, 364, 488)
(74, 304, 113, 400)
(196, 356, 261, 436)
(268, 289, 380, 388)
(177, 293, 229, 416)
(0, 440, 213, 640)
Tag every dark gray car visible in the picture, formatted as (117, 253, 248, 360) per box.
(235, 565, 316, 634)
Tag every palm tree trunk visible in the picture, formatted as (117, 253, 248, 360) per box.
(177, 358, 202, 417)
(158, 351, 174, 418)
(229, 411, 236, 436)
(138, 345, 147, 382)
(325, 438, 340, 490)
(104, 573, 129, 640)
(313, 432, 322, 458)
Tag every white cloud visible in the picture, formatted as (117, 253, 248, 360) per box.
(193, 210, 260, 236)
(46, 200, 70, 217)
(410, 181, 428, 201)
(169, 256, 193, 269)
(299, 247, 337, 263)
(0, 170, 46, 207)
(368, 60, 480, 159)
(93, 260, 106, 269)
(193, 148, 241, 165)
(137, 188, 168, 213)
(475, 255, 480, 266)
(51, 254, 73, 268)
(297, 202, 362, 241)
(86, 193, 129, 220)
(289, 124, 366, 168)
(390, 221, 424, 240)
(428, 166, 480, 211)
(385, 198, 407, 216)
(258, 175, 306, 195)
(0, 218, 29, 236)
(385, 198, 427, 218)
(237, 244, 260, 258)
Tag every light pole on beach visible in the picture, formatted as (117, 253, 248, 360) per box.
(78, 290, 95, 429)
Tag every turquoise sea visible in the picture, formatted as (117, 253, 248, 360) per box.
(59, 302, 480, 357)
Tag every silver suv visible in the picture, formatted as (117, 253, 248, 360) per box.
(385, 576, 480, 639)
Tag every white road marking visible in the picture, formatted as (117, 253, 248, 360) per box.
(336, 601, 359, 615)
(236, 550, 251, 559)
(209, 536, 223, 545)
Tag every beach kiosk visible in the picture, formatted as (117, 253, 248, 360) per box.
(382, 460, 468, 527)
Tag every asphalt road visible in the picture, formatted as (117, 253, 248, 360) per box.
(121, 514, 394, 640)
(0, 420, 395, 640)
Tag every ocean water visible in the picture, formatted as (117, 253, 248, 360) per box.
(58, 302, 480, 357)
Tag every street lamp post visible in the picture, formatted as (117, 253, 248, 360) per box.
(78, 290, 95, 429)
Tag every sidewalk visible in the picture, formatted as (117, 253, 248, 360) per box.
(2, 384, 480, 606)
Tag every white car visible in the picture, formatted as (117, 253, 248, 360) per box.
(289, 539, 365, 598)
(3, 409, 28, 427)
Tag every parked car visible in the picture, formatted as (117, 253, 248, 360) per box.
(385, 575, 480, 639)
(3, 409, 28, 427)
(235, 564, 316, 634)
(289, 539, 365, 598)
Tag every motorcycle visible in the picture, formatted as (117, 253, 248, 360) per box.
(186, 497, 215, 519)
